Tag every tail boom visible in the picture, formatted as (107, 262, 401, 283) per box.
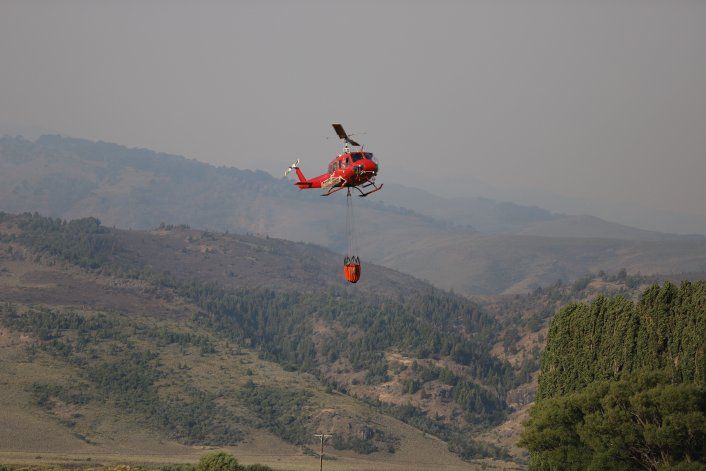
(285, 160, 325, 190)
(294, 167, 307, 183)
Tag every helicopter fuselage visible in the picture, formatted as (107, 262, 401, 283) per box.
(295, 151, 379, 190)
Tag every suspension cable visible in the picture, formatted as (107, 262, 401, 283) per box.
(345, 187, 358, 263)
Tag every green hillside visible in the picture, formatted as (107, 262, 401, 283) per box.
(0, 212, 520, 469)
(521, 282, 706, 469)
(0, 302, 475, 470)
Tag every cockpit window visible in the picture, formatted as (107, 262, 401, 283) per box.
(348, 152, 375, 163)
(351, 152, 374, 161)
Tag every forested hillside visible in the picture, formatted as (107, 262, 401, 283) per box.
(2, 135, 706, 295)
(521, 282, 706, 469)
(0, 212, 519, 466)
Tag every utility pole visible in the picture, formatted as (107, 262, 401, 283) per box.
(313, 433, 332, 471)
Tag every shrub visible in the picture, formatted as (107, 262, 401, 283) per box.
(196, 452, 241, 471)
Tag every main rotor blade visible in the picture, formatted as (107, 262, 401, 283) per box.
(332, 123, 360, 146)
(332, 123, 348, 140)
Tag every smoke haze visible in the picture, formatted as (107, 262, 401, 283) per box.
(1, 1, 705, 232)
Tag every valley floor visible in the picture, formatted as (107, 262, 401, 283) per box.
(0, 451, 519, 471)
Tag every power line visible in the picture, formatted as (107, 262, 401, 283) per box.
(313, 433, 332, 471)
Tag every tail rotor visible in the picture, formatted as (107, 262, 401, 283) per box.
(284, 159, 301, 177)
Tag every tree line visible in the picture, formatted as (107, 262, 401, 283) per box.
(522, 281, 706, 469)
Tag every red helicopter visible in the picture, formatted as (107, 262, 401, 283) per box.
(285, 124, 383, 283)
(284, 123, 383, 197)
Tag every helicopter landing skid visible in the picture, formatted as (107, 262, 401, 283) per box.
(354, 182, 384, 197)
(321, 186, 347, 197)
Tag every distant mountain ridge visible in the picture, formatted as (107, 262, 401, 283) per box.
(373, 183, 559, 233)
(2, 134, 706, 295)
(513, 214, 704, 241)
(377, 184, 702, 241)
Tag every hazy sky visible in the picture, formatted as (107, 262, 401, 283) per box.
(2, 1, 705, 221)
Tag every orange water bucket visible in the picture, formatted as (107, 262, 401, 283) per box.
(343, 262, 361, 283)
